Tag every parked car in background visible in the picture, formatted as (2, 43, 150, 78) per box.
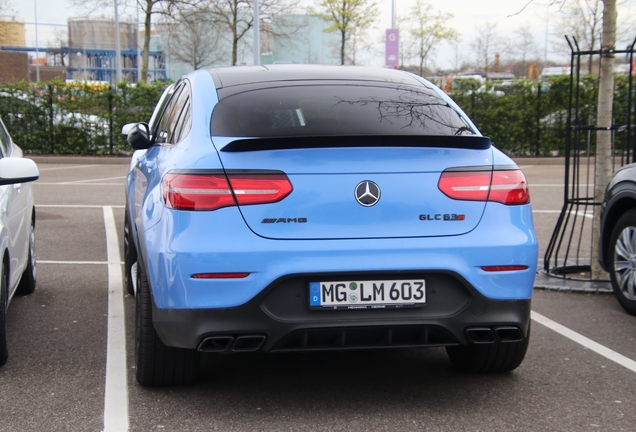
(125, 65, 538, 386)
(598, 163, 636, 315)
(0, 117, 39, 366)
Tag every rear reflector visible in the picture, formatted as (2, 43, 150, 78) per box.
(191, 273, 250, 279)
(438, 169, 530, 205)
(481, 265, 529, 272)
(162, 172, 293, 211)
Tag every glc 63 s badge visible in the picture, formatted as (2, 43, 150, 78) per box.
(419, 214, 466, 221)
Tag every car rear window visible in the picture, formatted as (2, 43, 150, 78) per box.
(211, 84, 475, 138)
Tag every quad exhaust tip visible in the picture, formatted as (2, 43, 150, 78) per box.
(465, 328, 496, 344)
(232, 335, 266, 352)
(465, 326, 524, 344)
(198, 335, 266, 353)
(198, 336, 234, 352)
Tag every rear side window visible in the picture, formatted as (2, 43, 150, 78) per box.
(0, 119, 11, 157)
(155, 81, 192, 145)
(211, 84, 474, 137)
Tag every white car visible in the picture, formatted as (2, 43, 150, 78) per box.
(0, 117, 39, 366)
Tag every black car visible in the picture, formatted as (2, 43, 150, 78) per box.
(599, 162, 636, 315)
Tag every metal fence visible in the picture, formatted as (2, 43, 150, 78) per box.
(544, 36, 636, 279)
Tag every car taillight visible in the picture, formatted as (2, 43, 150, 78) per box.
(481, 265, 529, 272)
(438, 169, 530, 205)
(162, 172, 292, 211)
(191, 273, 250, 279)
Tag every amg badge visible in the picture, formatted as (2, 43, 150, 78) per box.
(262, 218, 308, 223)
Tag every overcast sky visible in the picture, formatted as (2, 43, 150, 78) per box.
(7, 0, 636, 70)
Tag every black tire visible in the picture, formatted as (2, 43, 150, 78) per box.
(446, 332, 529, 373)
(16, 214, 36, 296)
(0, 261, 9, 366)
(608, 209, 636, 316)
(124, 210, 137, 296)
(135, 263, 199, 386)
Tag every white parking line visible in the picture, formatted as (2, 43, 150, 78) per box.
(102, 206, 129, 432)
(38, 165, 99, 171)
(69, 176, 127, 184)
(531, 184, 592, 187)
(37, 205, 125, 209)
(35, 182, 124, 186)
(531, 311, 636, 374)
(532, 209, 594, 219)
(38, 260, 124, 265)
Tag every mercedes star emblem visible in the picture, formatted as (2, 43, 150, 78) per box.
(355, 181, 381, 207)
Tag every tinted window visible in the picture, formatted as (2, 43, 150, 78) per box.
(155, 82, 191, 145)
(0, 119, 10, 157)
(211, 85, 474, 137)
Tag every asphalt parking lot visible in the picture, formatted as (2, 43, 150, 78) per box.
(1, 158, 635, 431)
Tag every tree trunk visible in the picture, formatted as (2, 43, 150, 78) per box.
(591, 0, 616, 280)
(232, 29, 238, 66)
(340, 29, 346, 65)
(141, 0, 153, 84)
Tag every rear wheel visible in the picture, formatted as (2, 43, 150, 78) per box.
(446, 333, 529, 373)
(16, 215, 36, 295)
(0, 261, 8, 366)
(608, 209, 636, 316)
(124, 210, 137, 296)
(135, 263, 199, 386)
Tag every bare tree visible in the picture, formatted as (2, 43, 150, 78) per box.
(450, 40, 463, 75)
(389, 14, 419, 69)
(557, 0, 603, 73)
(405, 0, 458, 77)
(164, 3, 227, 69)
(344, 25, 376, 65)
(590, 0, 617, 280)
(471, 20, 499, 78)
(205, 0, 301, 66)
(513, 0, 618, 280)
(71, 0, 191, 83)
(309, 0, 379, 66)
(500, 24, 540, 77)
(50, 28, 69, 66)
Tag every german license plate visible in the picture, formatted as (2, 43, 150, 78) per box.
(309, 279, 426, 310)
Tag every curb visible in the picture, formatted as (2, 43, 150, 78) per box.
(533, 270, 612, 294)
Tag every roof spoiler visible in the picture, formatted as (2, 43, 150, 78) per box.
(220, 135, 491, 152)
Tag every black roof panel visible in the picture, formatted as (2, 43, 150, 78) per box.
(206, 65, 425, 89)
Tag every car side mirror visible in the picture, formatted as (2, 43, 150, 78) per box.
(121, 123, 135, 136)
(0, 158, 39, 185)
(127, 123, 152, 150)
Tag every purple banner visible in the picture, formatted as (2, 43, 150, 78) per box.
(385, 29, 399, 67)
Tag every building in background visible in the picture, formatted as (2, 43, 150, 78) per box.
(1, 13, 341, 84)
(265, 15, 339, 65)
(158, 14, 339, 81)
(0, 17, 165, 84)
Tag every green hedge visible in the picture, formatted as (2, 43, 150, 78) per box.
(449, 75, 604, 156)
(0, 80, 169, 155)
(0, 76, 632, 156)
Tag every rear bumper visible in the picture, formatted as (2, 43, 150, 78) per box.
(141, 203, 538, 310)
(152, 270, 532, 351)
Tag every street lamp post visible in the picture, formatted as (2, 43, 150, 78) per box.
(253, 0, 259, 65)
(34, 0, 40, 81)
(114, 0, 123, 83)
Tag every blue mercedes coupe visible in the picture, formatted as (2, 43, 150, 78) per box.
(124, 65, 538, 386)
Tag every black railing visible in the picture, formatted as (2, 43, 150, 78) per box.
(544, 36, 636, 279)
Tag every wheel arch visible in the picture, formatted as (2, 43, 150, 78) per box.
(602, 196, 636, 268)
